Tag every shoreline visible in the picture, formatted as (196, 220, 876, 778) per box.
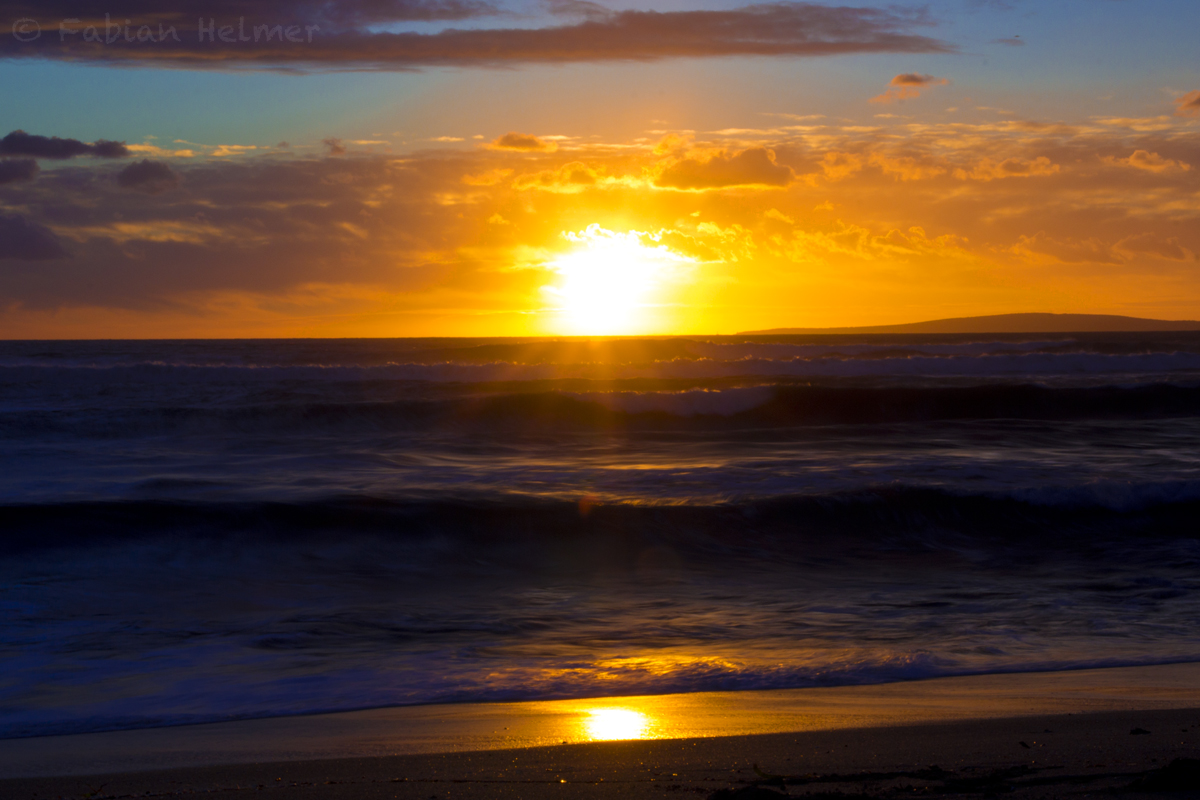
(3, 708, 1198, 799)
(3, 661, 1200, 793)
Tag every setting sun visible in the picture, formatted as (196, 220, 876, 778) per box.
(542, 225, 694, 335)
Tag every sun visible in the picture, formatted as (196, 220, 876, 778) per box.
(543, 224, 693, 335)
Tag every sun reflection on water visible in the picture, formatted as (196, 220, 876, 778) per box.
(582, 707, 651, 740)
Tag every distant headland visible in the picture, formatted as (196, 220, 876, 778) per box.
(739, 313, 1200, 335)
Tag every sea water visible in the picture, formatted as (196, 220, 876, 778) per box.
(2, 333, 1199, 738)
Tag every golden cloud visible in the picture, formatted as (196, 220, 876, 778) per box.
(1103, 150, 1191, 174)
(512, 161, 601, 192)
(1115, 233, 1192, 261)
(955, 156, 1059, 181)
(4, 115, 1200, 336)
(819, 151, 864, 181)
(654, 147, 793, 190)
(869, 152, 946, 181)
(653, 133, 692, 156)
(462, 167, 514, 186)
(1174, 91, 1200, 118)
(870, 73, 949, 104)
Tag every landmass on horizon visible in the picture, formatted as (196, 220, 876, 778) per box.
(740, 312, 1200, 335)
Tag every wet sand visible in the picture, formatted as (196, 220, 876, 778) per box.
(4, 663, 1200, 798)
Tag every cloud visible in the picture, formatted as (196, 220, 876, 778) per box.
(655, 147, 793, 190)
(1115, 233, 1191, 262)
(0, 0, 500, 29)
(1012, 230, 1196, 266)
(0, 130, 129, 159)
(653, 134, 692, 156)
(488, 132, 557, 152)
(127, 143, 197, 158)
(819, 151, 864, 180)
(1103, 150, 1191, 174)
(2, 115, 1198, 335)
(0, 213, 68, 260)
(0, 158, 39, 185)
(1095, 116, 1178, 132)
(323, 137, 347, 155)
(512, 161, 599, 192)
(869, 152, 946, 181)
(870, 73, 949, 104)
(1175, 90, 1200, 118)
(545, 0, 612, 20)
(0, 3, 954, 68)
(117, 159, 182, 194)
(955, 155, 1059, 180)
(1009, 233, 1123, 265)
(991, 36, 1024, 46)
(462, 167, 513, 185)
(211, 144, 259, 157)
(891, 73, 944, 87)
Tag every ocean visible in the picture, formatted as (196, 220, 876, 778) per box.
(2, 333, 1199, 740)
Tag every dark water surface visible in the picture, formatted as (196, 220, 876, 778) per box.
(2, 333, 1199, 738)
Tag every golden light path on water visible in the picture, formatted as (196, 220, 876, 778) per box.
(581, 707, 651, 741)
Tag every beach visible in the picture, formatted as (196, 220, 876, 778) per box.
(4, 663, 1199, 798)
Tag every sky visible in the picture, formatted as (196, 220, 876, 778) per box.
(0, 0, 1198, 337)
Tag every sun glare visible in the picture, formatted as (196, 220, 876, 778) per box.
(582, 707, 651, 740)
(543, 224, 693, 335)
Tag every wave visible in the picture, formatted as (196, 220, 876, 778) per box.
(5, 486, 1200, 558)
(6, 350, 1200, 381)
(7, 331, 1200, 370)
(5, 382, 1200, 440)
(9, 651, 1200, 740)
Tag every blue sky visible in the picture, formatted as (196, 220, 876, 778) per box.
(2, 0, 1195, 151)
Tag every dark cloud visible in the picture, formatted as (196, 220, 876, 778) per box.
(0, 3, 954, 68)
(0, 130, 129, 159)
(0, 158, 39, 184)
(0, 0, 498, 29)
(655, 147, 794, 189)
(323, 137, 347, 155)
(991, 36, 1025, 46)
(0, 213, 68, 261)
(117, 159, 181, 193)
(0, 155, 474, 308)
(488, 132, 557, 152)
(92, 140, 131, 157)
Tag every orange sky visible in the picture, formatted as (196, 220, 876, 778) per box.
(1, 1, 1198, 337)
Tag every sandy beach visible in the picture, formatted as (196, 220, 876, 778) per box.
(4, 663, 1199, 799)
